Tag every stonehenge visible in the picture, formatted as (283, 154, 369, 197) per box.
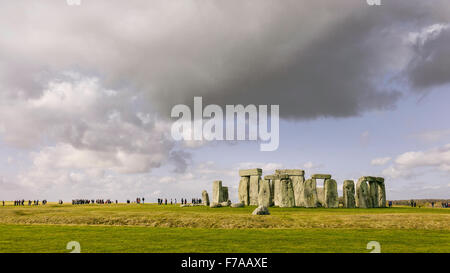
(275, 169, 305, 207)
(343, 180, 356, 208)
(222, 187, 229, 203)
(356, 177, 370, 208)
(304, 179, 318, 208)
(212, 180, 224, 203)
(239, 169, 262, 206)
(206, 169, 387, 209)
(323, 178, 339, 208)
(238, 176, 250, 205)
(277, 175, 295, 208)
(376, 177, 386, 208)
(202, 190, 210, 206)
(311, 174, 337, 208)
(258, 178, 271, 207)
(356, 176, 387, 208)
(212, 180, 231, 204)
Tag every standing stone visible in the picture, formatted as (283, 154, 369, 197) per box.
(273, 178, 281, 206)
(202, 190, 210, 206)
(276, 169, 305, 207)
(356, 177, 370, 208)
(239, 169, 262, 206)
(258, 179, 271, 207)
(249, 175, 261, 206)
(222, 187, 229, 202)
(304, 179, 318, 208)
(376, 177, 386, 208)
(212, 180, 224, 203)
(269, 179, 275, 206)
(343, 180, 356, 208)
(368, 180, 379, 208)
(316, 187, 325, 207)
(324, 179, 339, 208)
(238, 176, 250, 206)
(279, 176, 295, 208)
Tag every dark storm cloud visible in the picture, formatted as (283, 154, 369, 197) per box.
(1, 0, 448, 122)
(406, 26, 450, 90)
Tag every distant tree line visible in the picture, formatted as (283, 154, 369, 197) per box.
(390, 199, 450, 207)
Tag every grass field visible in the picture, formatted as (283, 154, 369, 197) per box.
(0, 203, 448, 253)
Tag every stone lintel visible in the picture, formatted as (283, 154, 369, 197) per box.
(363, 176, 377, 182)
(264, 175, 278, 180)
(278, 174, 290, 180)
(239, 169, 262, 177)
(275, 169, 305, 176)
(311, 174, 332, 179)
(376, 177, 385, 183)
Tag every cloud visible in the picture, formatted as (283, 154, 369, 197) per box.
(371, 157, 391, 166)
(382, 144, 450, 178)
(411, 129, 450, 143)
(303, 161, 324, 170)
(406, 23, 450, 89)
(1, 0, 449, 122)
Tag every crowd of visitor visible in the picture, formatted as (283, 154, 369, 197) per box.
(72, 199, 117, 205)
(11, 200, 47, 206)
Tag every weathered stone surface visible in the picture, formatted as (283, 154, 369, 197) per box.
(239, 169, 262, 177)
(258, 179, 271, 207)
(273, 179, 281, 206)
(278, 174, 289, 179)
(304, 179, 318, 208)
(252, 205, 270, 215)
(275, 169, 305, 176)
(291, 175, 305, 207)
(363, 176, 377, 182)
(324, 179, 339, 208)
(210, 202, 222, 208)
(279, 177, 295, 207)
(356, 177, 370, 208)
(212, 180, 224, 203)
(316, 187, 325, 207)
(264, 175, 278, 180)
(343, 180, 356, 208)
(249, 175, 260, 206)
(220, 201, 230, 207)
(376, 177, 384, 183)
(231, 202, 244, 208)
(222, 186, 229, 202)
(269, 179, 274, 206)
(311, 174, 332, 179)
(238, 176, 250, 206)
(368, 181, 379, 208)
(202, 190, 210, 206)
(377, 178, 386, 208)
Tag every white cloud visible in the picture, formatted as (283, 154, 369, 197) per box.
(371, 157, 391, 166)
(303, 161, 324, 170)
(382, 144, 450, 178)
(411, 129, 450, 143)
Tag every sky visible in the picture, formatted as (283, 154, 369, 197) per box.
(0, 0, 449, 202)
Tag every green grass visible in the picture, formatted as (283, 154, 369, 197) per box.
(0, 204, 448, 253)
